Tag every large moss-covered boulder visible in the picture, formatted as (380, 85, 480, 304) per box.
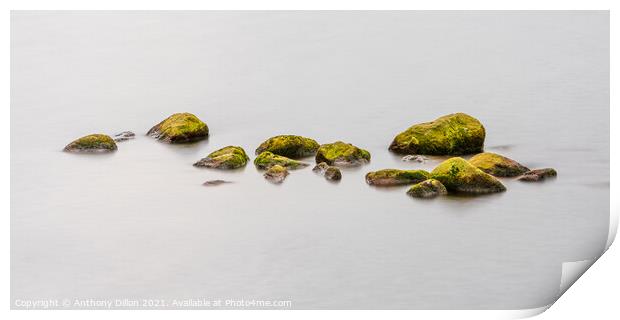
(193, 146, 249, 169)
(63, 134, 117, 153)
(389, 113, 485, 155)
(518, 168, 557, 182)
(147, 112, 209, 143)
(315, 141, 370, 166)
(264, 165, 289, 184)
(254, 151, 309, 170)
(430, 157, 506, 194)
(255, 135, 319, 158)
(469, 152, 529, 177)
(365, 169, 430, 186)
(407, 179, 448, 198)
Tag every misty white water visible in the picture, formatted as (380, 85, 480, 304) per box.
(11, 11, 609, 309)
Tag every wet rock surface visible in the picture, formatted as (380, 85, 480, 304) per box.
(147, 112, 209, 143)
(194, 146, 249, 169)
(389, 113, 485, 155)
(365, 169, 430, 186)
(315, 141, 371, 167)
(112, 131, 135, 142)
(407, 179, 448, 198)
(264, 165, 289, 183)
(518, 168, 558, 182)
(64, 134, 117, 153)
(469, 152, 529, 177)
(430, 157, 506, 194)
(255, 135, 319, 158)
(254, 151, 309, 170)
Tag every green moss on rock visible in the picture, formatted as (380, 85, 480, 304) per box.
(254, 151, 309, 170)
(147, 112, 209, 143)
(255, 135, 319, 158)
(365, 169, 430, 186)
(315, 141, 370, 166)
(389, 113, 485, 155)
(193, 146, 249, 169)
(407, 179, 448, 198)
(324, 167, 342, 181)
(469, 152, 529, 177)
(430, 157, 506, 194)
(63, 134, 117, 153)
(264, 164, 289, 183)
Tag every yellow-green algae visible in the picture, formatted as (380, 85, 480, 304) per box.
(147, 112, 209, 143)
(264, 164, 289, 183)
(63, 134, 117, 152)
(365, 169, 430, 186)
(315, 141, 371, 166)
(193, 146, 249, 169)
(255, 135, 320, 158)
(430, 157, 505, 194)
(407, 179, 448, 198)
(468, 152, 529, 177)
(254, 151, 309, 170)
(389, 113, 485, 155)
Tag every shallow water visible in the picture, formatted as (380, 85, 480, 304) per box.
(11, 11, 609, 309)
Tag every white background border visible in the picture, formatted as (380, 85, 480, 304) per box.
(2, 1, 617, 319)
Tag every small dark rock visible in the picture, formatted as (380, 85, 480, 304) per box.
(324, 167, 342, 181)
(312, 162, 330, 174)
(402, 155, 428, 163)
(202, 180, 232, 186)
(518, 168, 557, 182)
(113, 131, 136, 142)
(264, 165, 289, 184)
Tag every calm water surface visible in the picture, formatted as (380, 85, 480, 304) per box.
(11, 11, 609, 309)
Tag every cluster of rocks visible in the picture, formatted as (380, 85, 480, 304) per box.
(362, 113, 557, 199)
(63, 112, 556, 195)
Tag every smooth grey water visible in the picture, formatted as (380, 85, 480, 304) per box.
(11, 11, 609, 309)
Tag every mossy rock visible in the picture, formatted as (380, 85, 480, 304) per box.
(389, 113, 485, 155)
(264, 165, 289, 183)
(254, 151, 309, 170)
(147, 112, 209, 143)
(315, 141, 371, 166)
(469, 152, 529, 177)
(407, 179, 448, 198)
(324, 167, 342, 181)
(255, 135, 319, 158)
(430, 157, 506, 194)
(193, 146, 249, 169)
(63, 134, 117, 153)
(365, 169, 430, 186)
(518, 168, 557, 182)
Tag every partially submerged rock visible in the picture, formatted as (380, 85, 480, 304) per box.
(264, 165, 289, 183)
(315, 141, 371, 166)
(518, 168, 557, 182)
(63, 134, 117, 153)
(203, 180, 232, 186)
(254, 151, 309, 170)
(365, 169, 430, 186)
(255, 135, 319, 158)
(402, 155, 428, 163)
(112, 131, 135, 142)
(430, 157, 506, 194)
(194, 146, 249, 169)
(469, 152, 529, 177)
(312, 162, 331, 174)
(389, 113, 485, 155)
(313, 162, 342, 181)
(324, 167, 342, 181)
(407, 179, 448, 198)
(147, 113, 209, 143)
